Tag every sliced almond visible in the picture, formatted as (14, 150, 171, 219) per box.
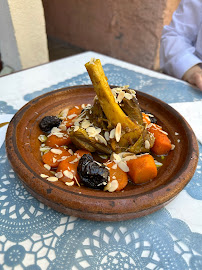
(109, 128, 115, 139)
(145, 140, 150, 149)
(65, 181, 74, 186)
(117, 91, 125, 103)
(63, 170, 74, 179)
(118, 161, 129, 172)
(40, 174, 49, 178)
(104, 131, 110, 141)
(38, 135, 47, 142)
(115, 123, 121, 142)
(95, 134, 108, 145)
(55, 172, 63, 178)
(112, 163, 118, 169)
(104, 180, 119, 192)
(67, 113, 77, 119)
(124, 93, 133, 100)
(51, 149, 62, 154)
(171, 144, 175, 150)
(44, 164, 51, 170)
(74, 126, 79, 132)
(81, 119, 91, 129)
(46, 176, 58, 182)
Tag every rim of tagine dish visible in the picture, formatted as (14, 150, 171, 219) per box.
(6, 85, 199, 221)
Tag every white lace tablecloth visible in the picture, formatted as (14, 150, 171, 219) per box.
(0, 52, 202, 270)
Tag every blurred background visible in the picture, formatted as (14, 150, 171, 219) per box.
(0, 0, 180, 76)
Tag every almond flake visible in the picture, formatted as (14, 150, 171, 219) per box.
(105, 180, 119, 192)
(115, 123, 121, 142)
(96, 134, 108, 145)
(67, 113, 77, 119)
(55, 172, 63, 178)
(59, 124, 67, 131)
(109, 128, 115, 139)
(117, 91, 125, 103)
(40, 174, 49, 178)
(118, 161, 129, 172)
(51, 149, 62, 154)
(145, 140, 150, 149)
(124, 93, 133, 100)
(159, 129, 168, 135)
(52, 157, 57, 163)
(112, 163, 118, 169)
(40, 146, 51, 152)
(74, 126, 79, 132)
(171, 144, 175, 150)
(58, 108, 69, 119)
(112, 153, 122, 162)
(81, 104, 86, 109)
(104, 131, 110, 141)
(65, 181, 74, 186)
(44, 164, 51, 170)
(74, 176, 80, 187)
(51, 127, 61, 134)
(68, 149, 74, 155)
(63, 170, 74, 179)
(38, 135, 47, 142)
(69, 158, 79, 164)
(81, 119, 91, 129)
(47, 176, 58, 182)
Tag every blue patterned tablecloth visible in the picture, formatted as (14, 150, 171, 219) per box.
(0, 56, 202, 269)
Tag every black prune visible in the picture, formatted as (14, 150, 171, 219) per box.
(39, 116, 62, 133)
(77, 154, 109, 190)
(141, 109, 157, 124)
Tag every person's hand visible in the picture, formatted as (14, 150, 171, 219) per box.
(182, 64, 202, 91)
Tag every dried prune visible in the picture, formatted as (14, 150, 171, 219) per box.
(39, 116, 62, 133)
(77, 154, 109, 189)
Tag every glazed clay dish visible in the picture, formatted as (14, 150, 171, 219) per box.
(6, 85, 199, 221)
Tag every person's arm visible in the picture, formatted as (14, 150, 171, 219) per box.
(160, 0, 202, 81)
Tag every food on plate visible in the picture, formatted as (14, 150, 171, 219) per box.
(38, 58, 174, 192)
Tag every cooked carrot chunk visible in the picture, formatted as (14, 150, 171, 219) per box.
(42, 147, 72, 168)
(149, 124, 172, 155)
(46, 133, 71, 147)
(56, 157, 80, 184)
(127, 154, 157, 184)
(142, 112, 151, 125)
(68, 105, 83, 116)
(63, 105, 84, 128)
(105, 161, 128, 191)
(56, 150, 91, 184)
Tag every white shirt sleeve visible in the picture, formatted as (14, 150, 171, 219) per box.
(160, 0, 202, 79)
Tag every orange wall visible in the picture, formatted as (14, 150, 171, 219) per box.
(43, 0, 180, 70)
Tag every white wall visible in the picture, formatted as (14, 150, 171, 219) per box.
(0, 0, 49, 71)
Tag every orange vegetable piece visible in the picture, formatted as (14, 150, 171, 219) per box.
(63, 105, 84, 128)
(57, 156, 80, 184)
(74, 149, 91, 158)
(106, 161, 128, 191)
(142, 112, 151, 125)
(68, 105, 83, 116)
(42, 147, 72, 168)
(56, 149, 91, 184)
(127, 154, 157, 184)
(149, 124, 172, 155)
(46, 133, 71, 147)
